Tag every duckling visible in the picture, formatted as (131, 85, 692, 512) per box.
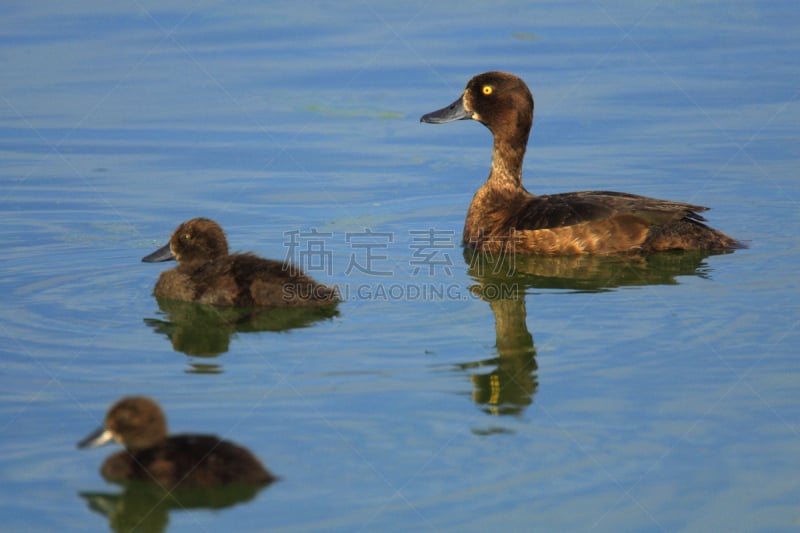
(421, 71, 740, 254)
(78, 396, 275, 488)
(142, 218, 340, 307)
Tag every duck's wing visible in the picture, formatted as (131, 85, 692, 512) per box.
(134, 435, 274, 487)
(512, 190, 710, 231)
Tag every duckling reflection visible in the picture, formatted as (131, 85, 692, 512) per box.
(80, 483, 263, 533)
(461, 247, 730, 415)
(144, 296, 339, 357)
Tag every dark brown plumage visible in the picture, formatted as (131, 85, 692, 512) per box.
(142, 218, 340, 307)
(78, 396, 275, 488)
(421, 71, 740, 254)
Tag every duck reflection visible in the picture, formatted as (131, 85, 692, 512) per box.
(462, 248, 731, 415)
(79, 483, 264, 533)
(144, 297, 338, 357)
(460, 284, 537, 416)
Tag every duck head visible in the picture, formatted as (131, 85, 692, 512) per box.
(420, 71, 534, 145)
(142, 218, 230, 264)
(78, 396, 168, 452)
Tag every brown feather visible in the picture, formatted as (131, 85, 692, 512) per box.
(422, 71, 740, 255)
(146, 218, 340, 307)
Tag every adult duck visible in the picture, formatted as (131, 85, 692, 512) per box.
(142, 218, 340, 307)
(421, 71, 740, 254)
(78, 396, 275, 488)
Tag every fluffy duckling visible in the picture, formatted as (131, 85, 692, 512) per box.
(142, 218, 340, 307)
(78, 396, 275, 488)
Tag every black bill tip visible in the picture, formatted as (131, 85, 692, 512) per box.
(142, 243, 175, 263)
(420, 94, 472, 124)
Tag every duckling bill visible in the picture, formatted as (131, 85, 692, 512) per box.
(78, 396, 275, 488)
(142, 218, 340, 307)
(421, 71, 741, 255)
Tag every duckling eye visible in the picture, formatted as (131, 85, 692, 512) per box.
(183, 233, 192, 241)
(482, 85, 493, 96)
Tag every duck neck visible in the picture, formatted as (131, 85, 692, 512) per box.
(487, 129, 529, 191)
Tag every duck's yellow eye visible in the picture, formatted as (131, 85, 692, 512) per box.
(482, 85, 493, 95)
(183, 233, 191, 241)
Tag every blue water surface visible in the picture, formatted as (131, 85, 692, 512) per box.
(1, 2, 799, 532)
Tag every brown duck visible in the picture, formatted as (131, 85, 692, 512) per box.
(421, 71, 740, 254)
(142, 218, 340, 307)
(78, 396, 275, 488)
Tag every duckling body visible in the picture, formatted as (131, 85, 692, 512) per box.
(78, 396, 275, 488)
(421, 71, 739, 254)
(142, 218, 339, 307)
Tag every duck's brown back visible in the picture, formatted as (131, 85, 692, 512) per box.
(464, 188, 739, 254)
(154, 254, 339, 307)
(101, 434, 275, 488)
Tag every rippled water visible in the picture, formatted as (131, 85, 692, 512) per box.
(2, 2, 799, 532)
